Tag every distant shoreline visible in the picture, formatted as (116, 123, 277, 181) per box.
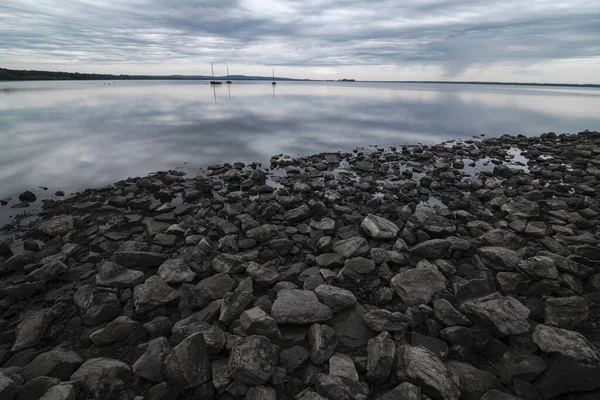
(1, 67, 599, 88)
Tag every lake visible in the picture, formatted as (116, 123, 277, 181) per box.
(1, 80, 599, 223)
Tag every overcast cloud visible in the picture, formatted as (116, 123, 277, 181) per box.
(1, 0, 599, 82)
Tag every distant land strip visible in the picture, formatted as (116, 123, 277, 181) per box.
(1, 68, 598, 88)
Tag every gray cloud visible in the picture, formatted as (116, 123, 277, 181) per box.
(1, 0, 599, 77)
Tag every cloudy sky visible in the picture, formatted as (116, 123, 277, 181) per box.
(1, 0, 599, 83)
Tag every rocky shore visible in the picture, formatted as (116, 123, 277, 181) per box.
(1, 130, 600, 400)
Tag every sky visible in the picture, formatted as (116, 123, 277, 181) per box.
(1, 0, 599, 83)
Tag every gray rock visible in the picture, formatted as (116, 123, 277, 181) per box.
(395, 345, 460, 400)
(164, 333, 212, 388)
(212, 358, 230, 394)
(219, 291, 253, 324)
(313, 373, 369, 400)
(408, 209, 456, 235)
(363, 309, 412, 331)
(39, 383, 79, 400)
(433, 299, 471, 326)
(96, 262, 144, 288)
(496, 272, 531, 294)
(411, 331, 449, 360)
(453, 270, 496, 303)
(70, 357, 132, 398)
(377, 382, 422, 400)
(245, 385, 276, 400)
(297, 391, 327, 400)
(271, 289, 332, 324)
(329, 352, 358, 382)
(133, 276, 178, 313)
(246, 262, 279, 287)
(228, 335, 275, 385)
(12, 308, 53, 351)
(314, 285, 357, 312)
(279, 345, 310, 374)
(360, 214, 399, 240)
(459, 293, 530, 336)
(410, 239, 451, 259)
(21, 349, 83, 382)
(478, 247, 522, 271)
(285, 205, 311, 222)
(390, 268, 446, 306)
(308, 323, 337, 365)
(240, 307, 280, 338)
(35, 215, 74, 237)
(197, 273, 235, 300)
(132, 337, 171, 382)
(501, 197, 539, 218)
(446, 360, 501, 400)
(157, 259, 196, 284)
(0, 372, 17, 400)
(212, 253, 247, 274)
(532, 324, 600, 363)
(25, 260, 68, 282)
(338, 257, 376, 283)
(533, 355, 600, 399)
(480, 229, 526, 249)
(90, 316, 139, 346)
(332, 237, 370, 258)
(518, 256, 559, 279)
(367, 331, 395, 383)
(440, 325, 490, 350)
(17, 376, 61, 400)
(246, 224, 278, 243)
(82, 287, 122, 326)
(113, 251, 168, 268)
(330, 303, 375, 350)
(480, 389, 525, 400)
(171, 317, 225, 353)
(544, 296, 588, 329)
(316, 253, 343, 268)
(497, 349, 546, 383)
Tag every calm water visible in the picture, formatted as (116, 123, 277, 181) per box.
(1, 80, 599, 221)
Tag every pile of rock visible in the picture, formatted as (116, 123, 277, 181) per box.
(0, 130, 599, 399)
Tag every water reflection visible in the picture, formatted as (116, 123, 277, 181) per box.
(0, 80, 599, 211)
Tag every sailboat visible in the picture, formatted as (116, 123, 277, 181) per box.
(210, 63, 222, 85)
(271, 68, 277, 85)
(226, 66, 232, 84)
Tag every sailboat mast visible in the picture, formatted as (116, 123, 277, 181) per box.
(227, 65, 229, 76)
(211, 63, 215, 79)
(273, 68, 274, 80)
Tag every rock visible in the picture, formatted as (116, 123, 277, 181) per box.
(90, 316, 139, 346)
(446, 360, 501, 400)
(35, 215, 74, 237)
(338, 257, 376, 283)
(329, 353, 358, 382)
(433, 299, 471, 326)
(497, 349, 546, 383)
(313, 373, 369, 400)
(133, 276, 178, 313)
(246, 224, 278, 243)
(518, 256, 559, 279)
(408, 209, 456, 235)
(197, 273, 236, 300)
(4, 281, 45, 300)
(480, 389, 525, 400)
(38, 383, 79, 400)
(532, 324, 600, 363)
(212, 253, 247, 274)
(113, 251, 167, 268)
(70, 357, 132, 398)
(533, 355, 600, 399)
(411, 332, 449, 360)
(279, 345, 310, 373)
(240, 307, 280, 338)
(245, 385, 276, 400)
(157, 259, 196, 284)
(17, 376, 61, 400)
(132, 337, 171, 382)
(25, 260, 68, 282)
(308, 323, 337, 365)
(271, 289, 332, 324)
(96, 262, 144, 288)
(21, 349, 83, 382)
(501, 197, 539, 218)
(459, 293, 530, 336)
(544, 296, 588, 329)
(164, 333, 212, 388)
(332, 237, 370, 258)
(19, 190, 37, 202)
(453, 270, 496, 303)
(82, 287, 122, 326)
(314, 285, 357, 312)
(219, 291, 254, 324)
(377, 382, 422, 400)
(367, 331, 395, 383)
(390, 268, 446, 306)
(228, 335, 275, 385)
(246, 262, 279, 287)
(12, 308, 53, 351)
(395, 345, 460, 400)
(0, 372, 17, 400)
(363, 309, 412, 331)
(409, 239, 451, 259)
(480, 229, 526, 249)
(330, 303, 374, 350)
(285, 205, 311, 222)
(478, 247, 522, 271)
(360, 214, 399, 240)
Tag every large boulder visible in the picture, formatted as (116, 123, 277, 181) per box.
(532, 324, 600, 363)
(544, 296, 588, 329)
(459, 293, 530, 336)
(12, 308, 53, 351)
(164, 333, 212, 388)
(228, 335, 275, 385)
(390, 268, 446, 306)
(35, 215, 74, 237)
(360, 214, 399, 240)
(271, 289, 332, 324)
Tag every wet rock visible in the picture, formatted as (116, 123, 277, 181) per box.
(308, 323, 337, 365)
(228, 335, 275, 385)
(70, 357, 132, 398)
(314, 284, 357, 312)
(360, 214, 399, 240)
(132, 336, 171, 382)
(164, 332, 212, 388)
(19, 190, 37, 202)
(271, 289, 332, 324)
(367, 331, 395, 383)
(446, 360, 501, 400)
(12, 308, 53, 351)
(544, 296, 588, 329)
(133, 276, 178, 313)
(285, 205, 311, 222)
(390, 267, 446, 306)
(332, 237, 370, 258)
(157, 259, 196, 284)
(329, 352, 358, 382)
(459, 293, 530, 336)
(501, 197, 539, 218)
(408, 209, 456, 235)
(96, 261, 144, 288)
(89, 316, 139, 346)
(35, 215, 74, 237)
(395, 344, 460, 400)
(240, 307, 280, 338)
(363, 309, 412, 331)
(21, 349, 83, 381)
(532, 324, 600, 363)
(480, 229, 526, 249)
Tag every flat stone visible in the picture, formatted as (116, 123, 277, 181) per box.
(38, 383, 78, 400)
(228, 335, 275, 385)
(157, 259, 196, 284)
(533, 355, 600, 399)
(16, 376, 61, 400)
(280, 345, 310, 373)
(96, 262, 144, 288)
(271, 289, 332, 324)
(313, 373, 369, 400)
(329, 303, 375, 351)
(459, 293, 530, 336)
(314, 285, 357, 312)
(133, 276, 178, 313)
(90, 316, 139, 346)
(246, 262, 279, 287)
(532, 324, 600, 363)
(501, 196, 539, 218)
(338, 257, 376, 283)
(433, 299, 471, 326)
(12, 308, 53, 351)
(390, 268, 446, 306)
(360, 214, 399, 240)
(285, 205, 311, 222)
(35, 215, 74, 237)
(245, 385, 277, 400)
(164, 333, 212, 388)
